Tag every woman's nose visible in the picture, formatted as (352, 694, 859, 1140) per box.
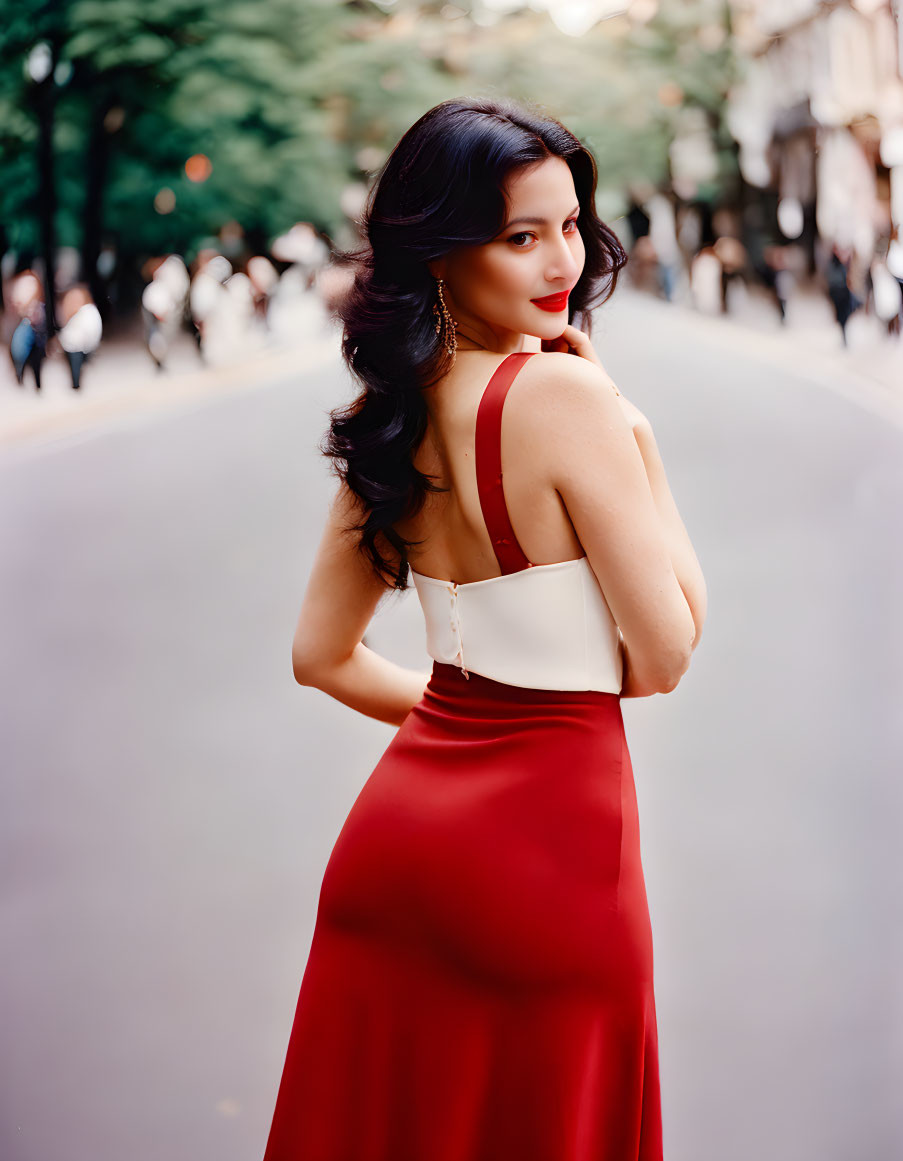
(546, 236, 581, 281)
(546, 257, 580, 283)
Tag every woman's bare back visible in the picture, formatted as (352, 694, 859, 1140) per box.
(396, 346, 699, 694)
(398, 350, 585, 585)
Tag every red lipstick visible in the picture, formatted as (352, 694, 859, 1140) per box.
(530, 290, 570, 312)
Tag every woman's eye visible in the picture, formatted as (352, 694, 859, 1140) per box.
(508, 218, 579, 247)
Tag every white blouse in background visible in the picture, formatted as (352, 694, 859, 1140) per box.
(58, 304, 103, 354)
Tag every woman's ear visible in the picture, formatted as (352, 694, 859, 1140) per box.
(426, 260, 445, 281)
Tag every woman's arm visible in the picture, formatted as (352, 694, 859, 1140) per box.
(297, 645, 432, 728)
(615, 416, 706, 700)
(630, 413, 707, 649)
(616, 632, 660, 699)
(543, 325, 707, 651)
(291, 481, 432, 726)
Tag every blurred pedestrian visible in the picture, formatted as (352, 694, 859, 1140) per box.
(247, 255, 279, 328)
(886, 228, 903, 309)
(622, 183, 659, 294)
(316, 262, 355, 317)
(271, 222, 329, 291)
(57, 284, 103, 389)
(141, 254, 189, 371)
(9, 271, 47, 391)
(762, 245, 795, 325)
(142, 278, 174, 371)
(689, 245, 723, 314)
(714, 236, 747, 313)
(625, 193, 651, 248)
(202, 269, 256, 363)
(189, 253, 231, 362)
(646, 192, 683, 302)
(826, 244, 862, 348)
(869, 250, 902, 339)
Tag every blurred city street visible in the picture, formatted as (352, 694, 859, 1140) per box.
(1, 286, 900, 1161)
(0, 276, 340, 450)
(4, 0, 903, 1158)
(3, 275, 902, 456)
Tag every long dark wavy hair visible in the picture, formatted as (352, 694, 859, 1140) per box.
(322, 95, 628, 591)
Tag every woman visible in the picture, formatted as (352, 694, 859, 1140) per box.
(9, 270, 47, 391)
(57, 285, 103, 390)
(263, 96, 706, 1161)
(826, 243, 861, 347)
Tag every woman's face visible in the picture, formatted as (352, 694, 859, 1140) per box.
(432, 156, 586, 354)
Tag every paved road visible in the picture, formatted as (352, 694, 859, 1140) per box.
(1, 290, 900, 1161)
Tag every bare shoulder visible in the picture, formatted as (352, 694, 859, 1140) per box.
(507, 352, 627, 473)
(512, 351, 623, 418)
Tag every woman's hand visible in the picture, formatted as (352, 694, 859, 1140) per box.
(541, 323, 604, 366)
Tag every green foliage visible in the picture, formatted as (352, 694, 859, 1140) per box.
(0, 0, 739, 273)
(0, 0, 353, 263)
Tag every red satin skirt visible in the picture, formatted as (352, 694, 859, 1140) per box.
(262, 661, 662, 1161)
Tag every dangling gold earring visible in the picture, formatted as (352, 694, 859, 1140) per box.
(432, 277, 458, 363)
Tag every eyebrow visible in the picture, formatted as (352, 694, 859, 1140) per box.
(503, 203, 580, 229)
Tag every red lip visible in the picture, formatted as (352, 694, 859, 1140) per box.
(530, 290, 571, 311)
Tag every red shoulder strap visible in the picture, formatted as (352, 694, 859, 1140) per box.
(475, 352, 536, 575)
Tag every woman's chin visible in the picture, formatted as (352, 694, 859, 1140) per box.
(523, 321, 567, 342)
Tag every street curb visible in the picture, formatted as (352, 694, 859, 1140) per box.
(0, 330, 343, 457)
(3, 290, 900, 459)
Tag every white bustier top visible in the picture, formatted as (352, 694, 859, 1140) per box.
(408, 350, 624, 694)
(411, 557, 624, 693)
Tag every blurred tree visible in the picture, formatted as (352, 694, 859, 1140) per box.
(0, 0, 66, 329)
(0, 0, 355, 310)
(0, 0, 739, 318)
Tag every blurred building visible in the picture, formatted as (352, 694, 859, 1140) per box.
(726, 0, 903, 273)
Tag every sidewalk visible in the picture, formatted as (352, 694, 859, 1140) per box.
(622, 277, 903, 428)
(0, 287, 341, 452)
(713, 277, 903, 396)
(2, 278, 900, 453)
